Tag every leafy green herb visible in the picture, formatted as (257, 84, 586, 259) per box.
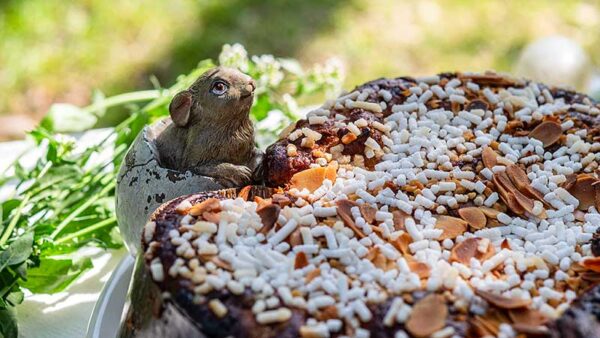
(0, 44, 342, 337)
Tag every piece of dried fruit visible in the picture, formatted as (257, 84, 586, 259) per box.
(482, 146, 498, 169)
(568, 174, 598, 210)
(435, 216, 468, 240)
(582, 257, 600, 273)
(405, 294, 448, 337)
(359, 203, 377, 224)
(475, 289, 531, 309)
(257, 204, 281, 234)
(294, 252, 309, 269)
(290, 165, 337, 192)
(189, 198, 221, 216)
(528, 121, 562, 147)
(341, 132, 358, 144)
(458, 207, 487, 230)
(450, 238, 479, 264)
(336, 199, 366, 238)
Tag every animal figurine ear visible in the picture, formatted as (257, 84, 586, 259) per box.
(169, 91, 193, 127)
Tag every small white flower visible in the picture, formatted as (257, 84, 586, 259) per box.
(218, 43, 249, 72)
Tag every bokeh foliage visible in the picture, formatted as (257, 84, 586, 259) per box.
(1, 0, 599, 126)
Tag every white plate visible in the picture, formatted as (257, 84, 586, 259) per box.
(85, 255, 135, 338)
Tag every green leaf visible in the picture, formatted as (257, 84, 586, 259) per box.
(91, 90, 107, 118)
(40, 103, 98, 133)
(0, 233, 33, 272)
(0, 306, 18, 338)
(21, 257, 92, 294)
(251, 94, 273, 121)
(5, 291, 23, 306)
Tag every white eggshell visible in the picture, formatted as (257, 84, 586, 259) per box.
(116, 119, 223, 254)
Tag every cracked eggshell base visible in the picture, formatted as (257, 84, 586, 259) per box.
(116, 119, 223, 255)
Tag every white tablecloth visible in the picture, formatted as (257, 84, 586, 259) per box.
(17, 249, 127, 338)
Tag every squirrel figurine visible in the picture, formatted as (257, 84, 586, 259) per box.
(155, 66, 263, 187)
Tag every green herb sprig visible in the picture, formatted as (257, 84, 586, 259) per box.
(0, 44, 343, 337)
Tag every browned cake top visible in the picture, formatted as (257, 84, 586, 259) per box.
(143, 72, 600, 338)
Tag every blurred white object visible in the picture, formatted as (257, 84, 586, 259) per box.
(586, 70, 600, 100)
(515, 36, 590, 89)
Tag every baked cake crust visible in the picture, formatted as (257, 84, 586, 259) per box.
(139, 72, 600, 338)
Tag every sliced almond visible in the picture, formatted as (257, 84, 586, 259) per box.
(189, 198, 221, 216)
(501, 238, 511, 250)
(391, 232, 412, 255)
(482, 146, 498, 169)
(294, 252, 309, 269)
(476, 243, 496, 261)
(289, 228, 303, 247)
(336, 199, 366, 238)
(238, 185, 253, 201)
(373, 252, 387, 270)
(561, 174, 577, 191)
(528, 121, 562, 147)
(505, 164, 547, 204)
(492, 172, 525, 215)
(493, 172, 526, 215)
(581, 257, 600, 272)
(305, 268, 321, 283)
(596, 183, 600, 211)
(211, 256, 233, 271)
(257, 204, 281, 234)
(405, 294, 448, 337)
(450, 238, 479, 264)
(392, 210, 407, 231)
(271, 194, 291, 207)
(508, 308, 548, 326)
(408, 261, 430, 279)
(470, 317, 496, 337)
(290, 165, 337, 193)
(568, 174, 598, 210)
(474, 314, 501, 336)
(317, 305, 338, 321)
(475, 289, 531, 309)
(279, 121, 297, 139)
(480, 206, 501, 219)
(202, 211, 221, 223)
(581, 271, 600, 283)
(512, 323, 550, 336)
(359, 203, 377, 224)
(458, 207, 487, 230)
(435, 215, 468, 240)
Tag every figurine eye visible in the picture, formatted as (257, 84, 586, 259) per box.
(210, 81, 229, 96)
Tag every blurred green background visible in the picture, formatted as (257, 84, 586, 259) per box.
(1, 0, 600, 140)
